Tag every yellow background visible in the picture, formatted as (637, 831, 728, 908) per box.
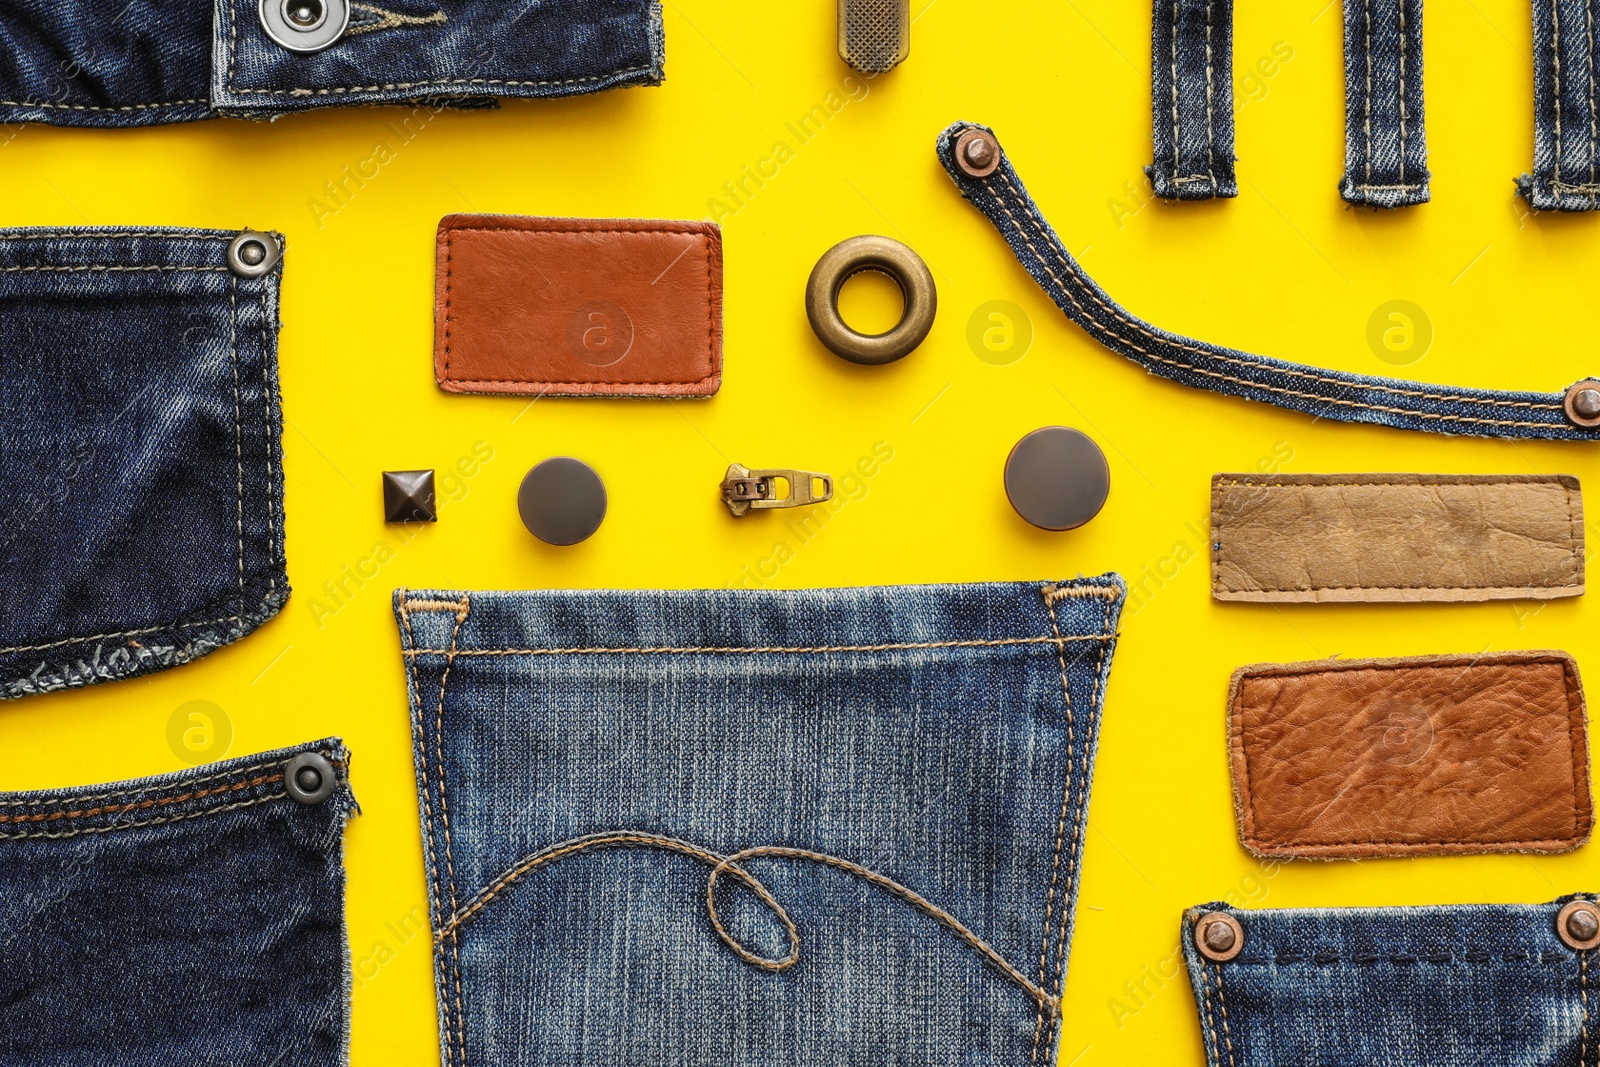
(4, 0, 1598, 1062)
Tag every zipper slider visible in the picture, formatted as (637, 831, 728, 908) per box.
(721, 463, 834, 517)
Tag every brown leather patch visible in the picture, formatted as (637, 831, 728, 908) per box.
(1211, 473, 1585, 602)
(1229, 652, 1593, 859)
(434, 215, 722, 397)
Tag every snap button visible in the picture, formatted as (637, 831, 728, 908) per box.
(805, 235, 937, 366)
(1193, 911, 1244, 962)
(1558, 900, 1600, 950)
(954, 127, 1001, 179)
(285, 752, 336, 805)
(227, 231, 281, 279)
(258, 0, 350, 53)
(1003, 427, 1110, 531)
(518, 458, 607, 546)
(1563, 380, 1600, 428)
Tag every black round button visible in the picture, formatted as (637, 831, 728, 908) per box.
(285, 752, 336, 805)
(1003, 427, 1110, 531)
(518, 458, 607, 546)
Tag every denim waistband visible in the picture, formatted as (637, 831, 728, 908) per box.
(1519, 0, 1600, 210)
(938, 122, 1600, 440)
(394, 578, 1125, 1067)
(1182, 896, 1599, 1066)
(1148, 0, 1237, 200)
(1340, 0, 1430, 207)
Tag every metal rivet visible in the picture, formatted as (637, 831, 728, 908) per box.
(285, 752, 336, 805)
(1193, 911, 1244, 962)
(1003, 427, 1111, 531)
(227, 231, 281, 279)
(383, 469, 437, 523)
(518, 458, 607, 546)
(953, 127, 1002, 179)
(1565, 380, 1600, 427)
(259, 0, 349, 52)
(1558, 900, 1600, 950)
(805, 235, 937, 366)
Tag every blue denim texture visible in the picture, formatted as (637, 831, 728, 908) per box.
(1520, 0, 1600, 209)
(0, 227, 288, 699)
(393, 578, 1126, 1067)
(938, 122, 1600, 440)
(1340, 0, 1430, 207)
(1148, 0, 1237, 200)
(0, 739, 358, 1067)
(1182, 896, 1600, 1066)
(0, 0, 663, 126)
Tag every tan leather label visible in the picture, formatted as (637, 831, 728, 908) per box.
(1229, 652, 1593, 859)
(1211, 473, 1584, 602)
(434, 215, 722, 398)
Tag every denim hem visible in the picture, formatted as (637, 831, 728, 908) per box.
(1520, 0, 1600, 211)
(938, 121, 1600, 441)
(1339, 0, 1430, 208)
(1148, 0, 1238, 201)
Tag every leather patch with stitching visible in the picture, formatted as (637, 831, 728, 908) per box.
(1211, 473, 1584, 603)
(434, 215, 722, 398)
(1229, 652, 1593, 859)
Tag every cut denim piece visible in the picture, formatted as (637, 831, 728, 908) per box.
(0, 739, 358, 1067)
(393, 578, 1126, 1067)
(938, 121, 1600, 441)
(0, 227, 288, 699)
(1519, 0, 1600, 210)
(1340, 0, 1429, 207)
(1148, 0, 1237, 200)
(0, 0, 662, 126)
(1182, 897, 1600, 1066)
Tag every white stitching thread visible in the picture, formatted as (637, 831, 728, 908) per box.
(1557, 0, 1566, 184)
(1398, 0, 1409, 185)
(1203, 0, 1217, 189)
(400, 634, 1118, 657)
(0, 793, 286, 840)
(0, 99, 206, 112)
(0, 265, 230, 273)
(0, 756, 292, 808)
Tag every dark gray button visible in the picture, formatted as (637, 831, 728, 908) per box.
(383, 469, 437, 523)
(227, 231, 281, 279)
(518, 458, 607, 545)
(1003, 427, 1110, 531)
(285, 752, 336, 805)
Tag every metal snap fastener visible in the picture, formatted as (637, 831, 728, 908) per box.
(1003, 426, 1111, 531)
(954, 127, 1002, 179)
(805, 235, 937, 366)
(1564, 380, 1600, 428)
(227, 231, 281, 279)
(518, 458, 607, 546)
(1193, 911, 1244, 962)
(285, 752, 336, 805)
(1558, 900, 1600, 950)
(259, 0, 350, 53)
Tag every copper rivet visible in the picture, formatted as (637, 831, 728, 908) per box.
(1193, 911, 1244, 962)
(1560, 901, 1600, 950)
(1563, 380, 1600, 428)
(953, 128, 1001, 179)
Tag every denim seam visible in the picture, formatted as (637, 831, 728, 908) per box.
(1196, 954, 1223, 1064)
(399, 635, 1117, 657)
(0, 792, 288, 841)
(0, 756, 294, 807)
(986, 168, 1567, 432)
(0, 265, 230, 273)
(345, 2, 447, 37)
(1583, 946, 1592, 1063)
(261, 283, 281, 602)
(434, 598, 471, 1067)
(1212, 961, 1239, 1066)
(0, 99, 208, 112)
(0, 771, 281, 824)
(230, 280, 246, 619)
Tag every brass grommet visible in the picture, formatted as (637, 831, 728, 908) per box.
(954, 127, 1001, 179)
(805, 235, 937, 366)
(1193, 911, 1244, 962)
(1557, 900, 1600, 950)
(1563, 380, 1600, 428)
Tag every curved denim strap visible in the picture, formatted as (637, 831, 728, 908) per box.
(1340, 0, 1429, 207)
(938, 122, 1600, 441)
(1148, 0, 1237, 199)
(1519, 0, 1600, 210)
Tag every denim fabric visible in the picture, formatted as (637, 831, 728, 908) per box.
(1181, 896, 1600, 1067)
(1148, 0, 1237, 200)
(0, 0, 662, 126)
(0, 739, 358, 1067)
(0, 227, 287, 698)
(938, 122, 1600, 441)
(1340, 0, 1429, 207)
(1519, 0, 1600, 210)
(393, 578, 1126, 1067)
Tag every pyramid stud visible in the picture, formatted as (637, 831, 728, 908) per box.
(382, 469, 437, 523)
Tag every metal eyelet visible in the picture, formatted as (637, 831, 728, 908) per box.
(285, 752, 337, 805)
(228, 231, 281, 279)
(805, 235, 937, 366)
(259, 0, 350, 53)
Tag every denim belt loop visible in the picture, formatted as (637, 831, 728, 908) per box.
(1340, 0, 1430, 207)
(1519, 0, 1600, 210)
(1148, 0, 1238, 200)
